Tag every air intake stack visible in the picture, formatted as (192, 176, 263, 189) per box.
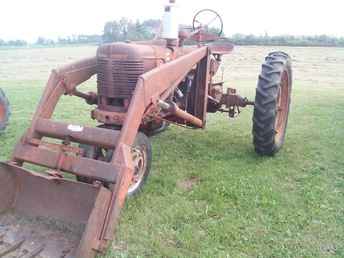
(162, 0, 179, 45)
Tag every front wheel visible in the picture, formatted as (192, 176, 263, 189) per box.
(143, 120, 170, 137)
(78, 128, 152, 197)
(252, 52, 292, 156)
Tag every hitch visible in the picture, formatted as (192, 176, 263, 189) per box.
(220, 88, 254, 118)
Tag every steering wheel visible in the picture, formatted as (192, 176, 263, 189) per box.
(192, 9, 224, 37)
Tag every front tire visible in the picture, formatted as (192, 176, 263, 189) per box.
(253, 52, 292, 156)
(78, 129, 152, 197)
(143, 120, 170, 137)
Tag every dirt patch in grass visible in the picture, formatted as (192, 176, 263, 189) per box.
(177, 176, 201, 191)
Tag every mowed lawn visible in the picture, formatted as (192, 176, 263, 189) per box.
(0, 46, 344, 258)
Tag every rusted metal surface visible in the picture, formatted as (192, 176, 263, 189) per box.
(187, 53, 211, 125)
(0, 237, 25, 257)
(35, 118, 120, 149)
(72, 90, 97, 105)
(96, 43, 172, 112)
(219, 88, 255, 118)
(0, 7, 262, 258)
(91, 108, 127, 125)
(76, 187, 111, 257)
(2, 43, 213, 257)
(222, 88, 255, 108)
(13, 143, 118, 183)
(0, 163, 111, 258)
(274, 70, 290, 143)
(170, 103, 204, 128)
(209, 41, 234, 55)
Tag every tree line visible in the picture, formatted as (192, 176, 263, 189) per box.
(1, 18, 344, 47)
(228, 34, 344, 47)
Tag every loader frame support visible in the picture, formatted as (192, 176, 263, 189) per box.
(7, 46, 210, 255)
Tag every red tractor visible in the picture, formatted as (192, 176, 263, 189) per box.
(0, 6, 292, 258)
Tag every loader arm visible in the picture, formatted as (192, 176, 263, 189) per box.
(25, 57, 97, 141)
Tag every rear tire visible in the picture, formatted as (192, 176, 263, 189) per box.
(0, 89, 10, 133)
(252, 52, 292, 156)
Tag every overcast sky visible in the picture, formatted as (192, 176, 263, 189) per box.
(0, 0, 343, 42)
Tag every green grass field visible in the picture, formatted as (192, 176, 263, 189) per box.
(0, 46, 344, 258)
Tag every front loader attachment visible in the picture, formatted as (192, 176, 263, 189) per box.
(0, 46, 211, 257)
(0, 163, 111, 258)
(0, 57, 120, 257)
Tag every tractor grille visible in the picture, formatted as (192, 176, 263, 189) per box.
(97, 58, 144, 98)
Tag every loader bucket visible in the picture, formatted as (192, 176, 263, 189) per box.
(0, 162, 111, 258)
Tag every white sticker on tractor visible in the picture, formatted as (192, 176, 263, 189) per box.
(67, 124, 84, 132)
